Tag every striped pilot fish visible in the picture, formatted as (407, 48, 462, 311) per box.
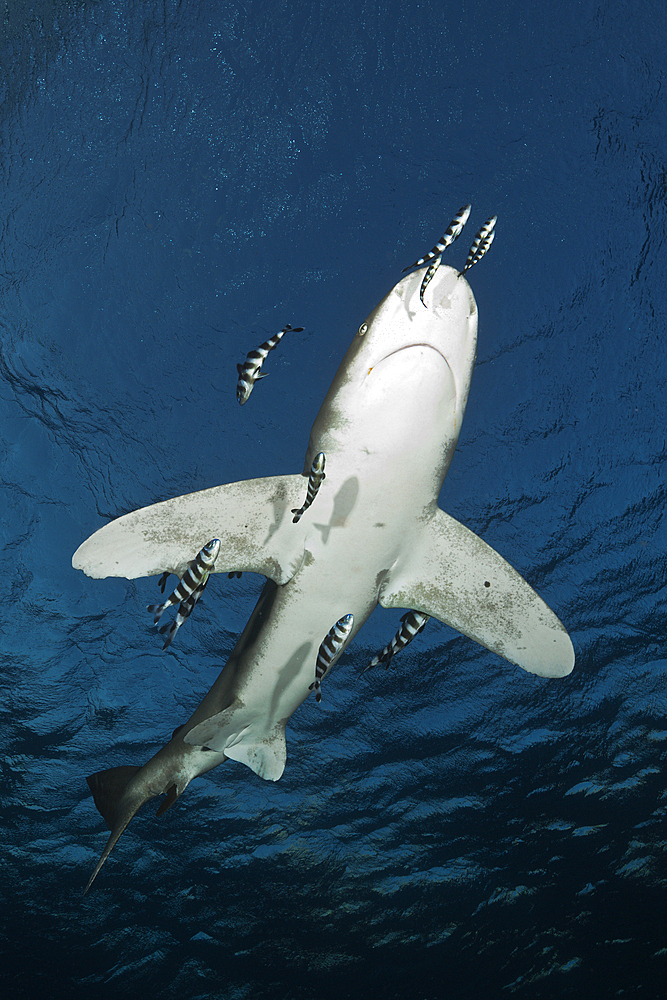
(309, 613, 354, 703)
(147, 538, 221, 626)
(459, 216, 497, 277)
(362, 610, 430, 674)
(236, 324, 304, 405)
(158, 581, 208, 650)
(291, 452, 326, 523)
(402, 204, 472, 272)
(402, 204, 472, 308)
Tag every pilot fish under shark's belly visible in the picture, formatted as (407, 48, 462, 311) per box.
(72, 213, 575, 891)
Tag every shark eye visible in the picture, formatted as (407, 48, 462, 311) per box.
(358, 323, 368, 337)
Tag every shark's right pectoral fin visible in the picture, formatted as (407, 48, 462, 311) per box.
(72, 474, 308, 584)
(380, 508, 574, 678)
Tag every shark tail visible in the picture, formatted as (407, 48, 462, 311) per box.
(84, 764, 145, 894)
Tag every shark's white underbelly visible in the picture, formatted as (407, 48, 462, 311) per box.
(75, 245, 576, 892)
(227, 346, 461, 729)
(230, 491, 416, 723)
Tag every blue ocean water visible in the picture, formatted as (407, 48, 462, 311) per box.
(1, 0, 666, 996)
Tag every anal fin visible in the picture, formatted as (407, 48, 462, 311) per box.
(155, 783, 179, 817)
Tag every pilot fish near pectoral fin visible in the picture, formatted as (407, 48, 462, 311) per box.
(72, 474, 309, 585)
(291, 452, 326, 523)
(158, 578, 208, 649)
(147, 538, 220, 625)
(379, 508, 574, 678)
(361, 610, 430, 674)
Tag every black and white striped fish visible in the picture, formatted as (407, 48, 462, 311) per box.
(236, 324, 304, 405)
(361, 610, 430, 674)
(309, 613, 354, 703)
(158, 580, 208, 650)
(147, 538, 221, 626)
(419, 256, 441, 308)
(402, 204, 472, 273)
(292, 452, 326, 523)
(459, 216, 497, 277)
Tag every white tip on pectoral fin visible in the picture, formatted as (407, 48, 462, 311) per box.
(380, 508, 574, 678)
(72, 474, 309, 585)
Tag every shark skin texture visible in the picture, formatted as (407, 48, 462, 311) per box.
(73, 260, 575, 891)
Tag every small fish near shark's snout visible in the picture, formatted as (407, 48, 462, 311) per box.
(236, 324, 304, 404)
(72, 209, 575, 891)
(402, 207, 498, 309)
(402, 203, 471, 272)
(460, 215, 497, 277)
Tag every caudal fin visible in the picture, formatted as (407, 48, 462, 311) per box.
(84, 765, 143, 894)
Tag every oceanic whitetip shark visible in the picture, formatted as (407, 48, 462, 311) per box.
(73, 214, 575, 891)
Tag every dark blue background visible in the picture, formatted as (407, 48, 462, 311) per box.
(1, 1, 665, 996)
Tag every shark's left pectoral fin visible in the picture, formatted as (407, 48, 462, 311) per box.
(72, 474, 308, 584)
(380, 508, 574, 678)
